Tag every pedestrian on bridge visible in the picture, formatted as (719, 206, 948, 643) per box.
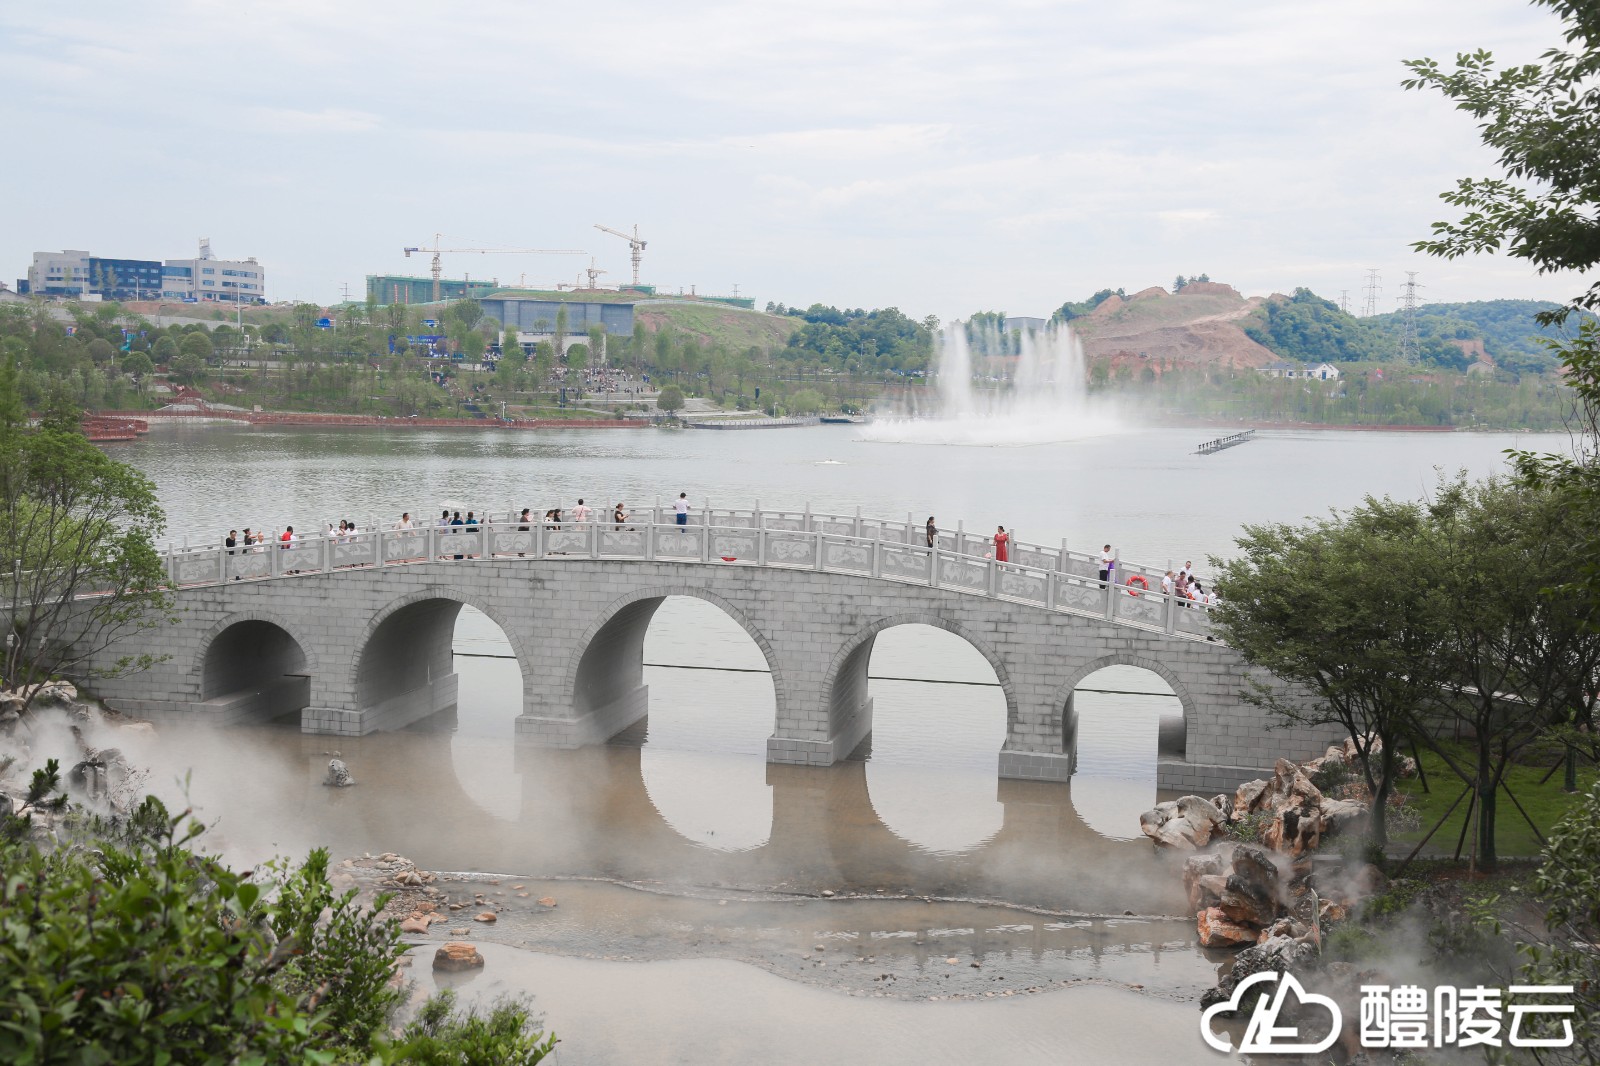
(925, 516, 937, 548)
(1099, 544, 1115, 587)
(675, 492, 690, 526)
(574, 499, 592, 525)
(993, 525, 1010, 563)
(225, 530, 238, 555)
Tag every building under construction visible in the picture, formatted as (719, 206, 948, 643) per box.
(366, 275, 502, 305)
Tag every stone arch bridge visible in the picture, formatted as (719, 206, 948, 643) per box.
(82, 507, 1338, 793)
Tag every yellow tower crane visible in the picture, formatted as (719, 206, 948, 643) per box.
(403, 235, 585, 302)
(593, 223, 647, 287)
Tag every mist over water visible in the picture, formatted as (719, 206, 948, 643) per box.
(860, 320, 1122, 446)
(91, 424, 1541, 1064)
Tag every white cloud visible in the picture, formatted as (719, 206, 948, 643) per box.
(249, 107, 381, 133)
(0, 0, 1588, 314)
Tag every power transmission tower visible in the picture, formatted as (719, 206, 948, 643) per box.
(1338, 290, 1350, 314)
(1361, 270, 1382, 317)
(1397, 272, 1423, 362)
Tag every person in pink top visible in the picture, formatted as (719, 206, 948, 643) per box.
(993, 525, 1010, 563)
(573, 498, 593, 524)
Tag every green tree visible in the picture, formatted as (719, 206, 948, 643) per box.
(1405, 2, 1600, 615)
(85, 338, 115, 366)
(566, 343, 589, 373)
(1415, 476, 1600, 870)
(179, 330, 213, 362)
(656, 383, 685, 414)
(1210, 498, 1448, 845)
(120, 351, 153, 394)
(532, 341, 555, 386)
(554, 304, 569, 354)
(170, 352, 207, 385)
(0, 379, 172, 717)
(152, 335, 179, 364)
(586, 323, 606, 365)
(787, 387, 826, 413)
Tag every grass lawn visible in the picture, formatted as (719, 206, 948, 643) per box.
(1390, 742, 1597, 858)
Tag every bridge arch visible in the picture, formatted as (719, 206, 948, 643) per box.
(565, 585, 786, 741)
(1053, 652, 1194, 763)
(823, 615, 1018, 760)
(351, 586, 533, 732)
(194, 611, 320, 723)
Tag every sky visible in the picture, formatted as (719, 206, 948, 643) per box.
(0, 0, 1589, 319)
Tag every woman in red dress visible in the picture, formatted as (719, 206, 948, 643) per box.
(993, 525, 1010, 563)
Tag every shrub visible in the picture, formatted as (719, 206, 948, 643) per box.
(0, 781, 556, 1065)
(391, 990, 557, 1065)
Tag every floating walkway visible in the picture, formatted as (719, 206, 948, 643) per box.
(685, 417, 820, 430)
(1196, 429, 1255, 455)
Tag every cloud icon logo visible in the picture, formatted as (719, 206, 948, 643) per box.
(1201, 971, 1343, 1055)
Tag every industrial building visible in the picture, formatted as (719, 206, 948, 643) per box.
(479, 297, 634, 344)
(20, 239, 264, 302)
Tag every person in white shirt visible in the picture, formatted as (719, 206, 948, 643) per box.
(397, 512, 413, 530)
(1099, 544, 1115, 587)
(1161, 570, 1174, 596)
(674, 492, 690, 526)
(573, 499, 593, 524)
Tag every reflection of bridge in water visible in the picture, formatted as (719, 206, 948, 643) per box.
(250, 721, 1195, 920)
(90, 507, 1342, 793)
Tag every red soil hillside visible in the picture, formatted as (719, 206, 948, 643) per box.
(1072, 283, 1279, 370)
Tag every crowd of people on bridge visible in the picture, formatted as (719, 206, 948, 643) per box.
(212, 502, 1217, 608)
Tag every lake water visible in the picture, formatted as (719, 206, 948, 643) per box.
(111, 421, 1541, 1064)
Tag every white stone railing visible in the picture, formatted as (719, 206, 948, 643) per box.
(163, 506, 1216, 641)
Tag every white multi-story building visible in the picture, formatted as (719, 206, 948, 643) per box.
(21, 239, 265, 303)
(27, 250, 92, 296)
(161, 239, 266, 303)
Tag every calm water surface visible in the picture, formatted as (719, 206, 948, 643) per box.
(112, 422, 1540, 1064)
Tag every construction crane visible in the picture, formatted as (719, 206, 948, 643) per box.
(593, 223, 646, 287)
(403, 234, 584, 302)
(584, 257, 608, 289)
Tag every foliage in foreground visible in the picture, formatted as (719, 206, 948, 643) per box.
(1515, 782, 1600, 1063)
(0, 371, 174, 711)
(0, 792, 555, 1065)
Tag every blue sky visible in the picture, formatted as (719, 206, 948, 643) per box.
(0, 0, 1586, 317)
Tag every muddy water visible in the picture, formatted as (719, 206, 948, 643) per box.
(414, 944, 1228, 1064)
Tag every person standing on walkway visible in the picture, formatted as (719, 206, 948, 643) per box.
(1099, 544, 1115, 587)
(993, 525, 1010, 563)
(674, 492, 690, 526)
(925, 516, 937, 548)
(225, 530, 238, 555)
(573, 498, 592, 525)
(398, 512, 413, 530)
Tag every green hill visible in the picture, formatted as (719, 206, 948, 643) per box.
(1243, 291, 1587, 374)
(1364, 299, 1581, 373)
(636, 302, 798, 352)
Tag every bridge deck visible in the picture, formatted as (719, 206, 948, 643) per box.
(164, 507, 1216, 642)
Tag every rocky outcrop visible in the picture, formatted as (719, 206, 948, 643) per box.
(1139, 795, 1227, 849)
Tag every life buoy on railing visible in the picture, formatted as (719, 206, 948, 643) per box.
(1125, 574, 1149, 597)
